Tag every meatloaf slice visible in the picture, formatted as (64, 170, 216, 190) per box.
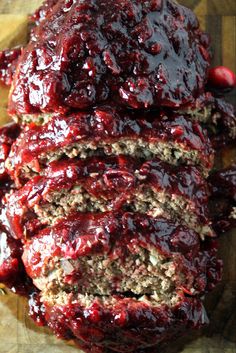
(23, 212, 222, 352)
(41, 294, 208, 353)
(183, 94, 236, 145)
(22, 212, 222, 300)
(6, 108, 214, 185)
(13, 94, 236, 148)
(6, 156, 213, 240)
(42, 296, 208, 353)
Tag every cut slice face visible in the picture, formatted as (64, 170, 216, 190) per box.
(23, 212, 222, 351)
(6, 108, 214, 185)
(22, 212, 222, 301)
(6, 156, 213, 240)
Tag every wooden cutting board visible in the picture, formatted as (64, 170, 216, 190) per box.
(0, 1, 235, 352)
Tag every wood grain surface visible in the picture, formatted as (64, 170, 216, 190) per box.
(0, 1, 236, 352)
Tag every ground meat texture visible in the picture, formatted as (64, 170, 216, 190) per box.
(6, 108, 214, 185)
(175, 93, 236, 146)
(0, 48, 22, 86)
(8, 0, 210, 115)
(22, 212, 222, 352)
(22, 212, 222, 301)
(14, 93, 236, 146)
(6, 156, 213, 240)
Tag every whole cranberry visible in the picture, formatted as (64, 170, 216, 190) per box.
(207, 66, 236, 93)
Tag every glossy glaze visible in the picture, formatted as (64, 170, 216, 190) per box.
(6, 108, 214, 184)
(30, 0, 59, 25)
(0, 123, 21, 178)
(9, 0, 210, 114)
(43, 296, 208, 352)
(208, 166, 236, 233)
(22, 212, 222, 295)
(6, 155, 211, 239)
(0, 222, 33, 295)
(0, 49, 22, 86)
(0, 1, 234, 351)
(208, 97, 236, 147)
(0, 122, 33, 294)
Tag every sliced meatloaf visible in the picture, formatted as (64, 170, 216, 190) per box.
(43, 296, 208, 353)
(6, 108, 214, 185)
(22, 211, 222, 352)
(6, 156, 213, 240)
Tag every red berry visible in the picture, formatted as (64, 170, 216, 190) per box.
(170, 126, 184, 137)
(207, 66, 236, 92)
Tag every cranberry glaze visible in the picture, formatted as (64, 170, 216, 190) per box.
(0, 224, 34, 295)
(22, 211, 221, 352)
(0, 49, 22, 86)
(6, 108, 214, 184)
(29, 289, 209, 353)
(0, 123, 21, 178)
(0, 122, 34, 294)
(22, 212, 221, 295)
(0, 0, 234, 352)
(6, 156, 212, 240)
(43, 297, 208, 352)
(208, 166, 236, 233)
(9, 0, 210, 114)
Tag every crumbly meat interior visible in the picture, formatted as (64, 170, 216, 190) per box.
(14, 108, 212, 126)
(35, 247, 187, 308)
(16, 138, 205, 182)
(33, 185, 211, 238)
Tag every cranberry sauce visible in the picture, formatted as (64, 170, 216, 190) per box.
(43, 296, 208, 352)
(207, 97, 236, 147)
(28, 291, 47, 326)
(6, 155, 212, 240)
(9, 0, 210, 115)
(179, 92, 236, 147)
(0, 123, 21, 178)
(6, 108, 214, 185)
(0, 49, 22, 86)
(139, 159, 211, 224)
(0, 122, 34, 295)
(208, 166, 236, 233)
(22, 211, 222, 296)
(30, 0, 59, 25)
(22, 211, 200, 278)
(0, 222, 34, 295)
